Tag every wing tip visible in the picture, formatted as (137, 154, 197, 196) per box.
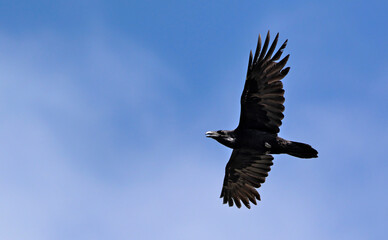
(253, 34, 262, 62)
(281, 67, 290, 76)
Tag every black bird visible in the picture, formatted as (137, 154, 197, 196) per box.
(206, 32, 318, 209)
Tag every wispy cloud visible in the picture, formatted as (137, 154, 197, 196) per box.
(0, 31, 189, 239)
(0, 1, 387, 237)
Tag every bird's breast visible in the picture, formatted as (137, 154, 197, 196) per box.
(235, 130, 278, 152)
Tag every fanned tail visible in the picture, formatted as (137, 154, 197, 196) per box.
(285, 141, 318, 159)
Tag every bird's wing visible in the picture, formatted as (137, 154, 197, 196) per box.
(220, 149, 274, 209)
(238, 31, 290, 133)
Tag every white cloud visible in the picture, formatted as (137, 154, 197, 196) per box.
(0, 31, 186, 239)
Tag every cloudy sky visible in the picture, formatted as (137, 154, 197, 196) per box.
(0, 0, 387, 239)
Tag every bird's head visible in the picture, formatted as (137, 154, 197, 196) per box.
(205, 130, 236, 148)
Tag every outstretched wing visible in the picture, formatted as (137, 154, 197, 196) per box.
(238, 31, 290, 133)
(220, 149, 274, 209)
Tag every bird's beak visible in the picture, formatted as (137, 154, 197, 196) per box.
(205, 131, 218, 138)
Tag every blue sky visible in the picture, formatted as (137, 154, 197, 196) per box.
(0, 0, 387, 239)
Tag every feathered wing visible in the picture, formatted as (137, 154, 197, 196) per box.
(238, 31, 290, 133)
(220, 149, 274, 209)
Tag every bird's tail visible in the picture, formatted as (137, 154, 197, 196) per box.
(284, 141, 318, 159)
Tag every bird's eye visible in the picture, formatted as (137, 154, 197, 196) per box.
(217, 130, 223, 134)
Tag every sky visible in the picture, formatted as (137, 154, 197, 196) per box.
(0, 0, 387, 239)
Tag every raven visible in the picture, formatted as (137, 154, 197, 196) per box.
(206, 31, 318, 209)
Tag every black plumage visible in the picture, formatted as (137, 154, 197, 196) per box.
(206, 31, 318, 209)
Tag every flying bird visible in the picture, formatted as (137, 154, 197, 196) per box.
(206, 31, 318, 209)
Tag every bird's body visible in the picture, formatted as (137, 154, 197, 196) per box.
(235, 129, 277, 151)
(206, 129, 275, 151)
(206, 129, 316, 158)
(206, 31, 318, 209)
